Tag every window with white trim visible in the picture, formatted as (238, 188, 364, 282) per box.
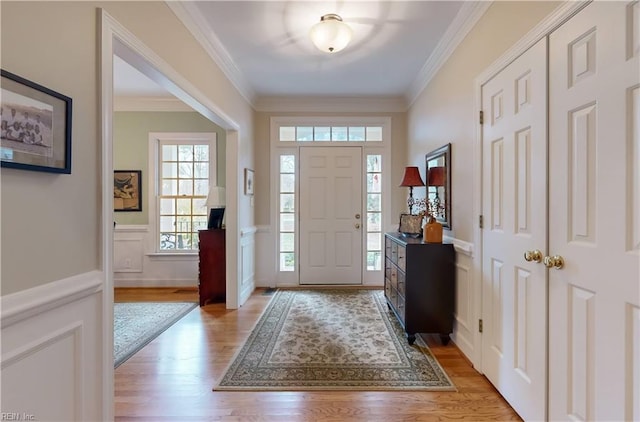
(157, 140, 211, 251)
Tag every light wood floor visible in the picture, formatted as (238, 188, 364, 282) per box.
(114, 287, 521, 421)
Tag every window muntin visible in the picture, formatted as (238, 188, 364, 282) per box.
(366, 154, 383, 271)
(158, 141, 210, 251)
(279, 155, 296, 271)
(278, 126, 383, 142)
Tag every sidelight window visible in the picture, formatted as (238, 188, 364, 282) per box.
(366, 154, 383, 270)
(279, 154, 296, 271)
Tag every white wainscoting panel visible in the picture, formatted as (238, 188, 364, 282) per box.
(441, 236, 478, 365)
(240, 226, 257, 304)
(1, 271, 104, 421)
(113, 225, 198, 287)
(114, 238, 144, 272)
(453, 257, 473, 354)
(255, 225, 276, 287)
(449, 242, 476, 363)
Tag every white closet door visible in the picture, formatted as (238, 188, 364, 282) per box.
(548, 1, 640, 420)
(299, 146, 363, 284)
(481, 38, 548, 421)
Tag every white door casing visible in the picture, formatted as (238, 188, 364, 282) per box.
(481, 38, 548, 421)
(548, 2, 640, 420)
(299, 146, 363, 284)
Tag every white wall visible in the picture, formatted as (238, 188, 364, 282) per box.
(407, 1, 560, 243)
(1, 2, 255, 419)
(406, 1, 561, 365)
(1, 1, 254, 294)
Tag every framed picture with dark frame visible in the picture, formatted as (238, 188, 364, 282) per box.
(114, 170, 142, 212)
(0, 69, 72, 174)
(244, 168, 254, 196)
(398, 213, 423, 238)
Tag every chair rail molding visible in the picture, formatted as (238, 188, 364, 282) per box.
(1, 270, 103, 328)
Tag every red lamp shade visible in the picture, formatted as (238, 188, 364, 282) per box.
(399, 166, 425, 187)
(427, 166, 446, 187)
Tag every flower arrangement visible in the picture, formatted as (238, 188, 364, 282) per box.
(413, 196, 445, 220)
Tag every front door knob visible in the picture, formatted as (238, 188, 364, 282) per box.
(355, 223, 361, 229)
(543, 255, 564, 269)
(524, 249, 543, 263)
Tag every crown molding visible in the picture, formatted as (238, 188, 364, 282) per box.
(476, 0, 590, 86)
(406, 1, 492, 107)
(166, 1, 256, 106)
(114, 96, 194, 112)
(254, 96, 408, 113)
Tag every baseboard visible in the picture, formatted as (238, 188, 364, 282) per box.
(114, 286, 199, 291)
(114, 278, 197, 288)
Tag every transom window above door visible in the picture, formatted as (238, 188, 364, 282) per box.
(279, 126, 383, 142)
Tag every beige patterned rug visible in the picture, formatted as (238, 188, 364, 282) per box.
(114, 302, 197, 368)
(215, 289, 455, 391)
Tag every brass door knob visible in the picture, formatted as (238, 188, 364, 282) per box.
(355, 223, 361, 229)
(543, 255, 564, 269)
(524, 249, 543, 263)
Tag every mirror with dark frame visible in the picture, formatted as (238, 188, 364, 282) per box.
(425, 143, 452, 229)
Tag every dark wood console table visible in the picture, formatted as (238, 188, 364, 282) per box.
(384, 232, 455, 345)
(198, 229, 226, 306)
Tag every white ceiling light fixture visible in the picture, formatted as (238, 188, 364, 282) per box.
(309, 13, 353, 53)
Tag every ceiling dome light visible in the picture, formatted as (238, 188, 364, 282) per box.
(309, 14, 352, 53)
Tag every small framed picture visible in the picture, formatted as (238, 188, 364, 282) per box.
(398, 213, 423, 237)
(244, 168, 254, 196)
(114, 170, 142, 212)
(1, 69, 72, 174)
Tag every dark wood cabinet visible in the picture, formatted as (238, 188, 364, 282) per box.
(198, 229, 226, 306)
(384, 232, 455, 345)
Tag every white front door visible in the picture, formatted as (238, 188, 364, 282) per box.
(299, 146, 363, 284)
(548, 2, 640, 420)
(481, 38, 548, 421)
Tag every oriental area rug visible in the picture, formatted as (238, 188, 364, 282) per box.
(215, 289, 455, 391)
(114, 302, 197, 368)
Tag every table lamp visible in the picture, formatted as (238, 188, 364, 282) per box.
(399, 166, 424, 214)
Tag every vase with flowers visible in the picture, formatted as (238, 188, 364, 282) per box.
(414, 197, 443, 243)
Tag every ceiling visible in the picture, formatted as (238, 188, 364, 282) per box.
(115, 1, 482, 107)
